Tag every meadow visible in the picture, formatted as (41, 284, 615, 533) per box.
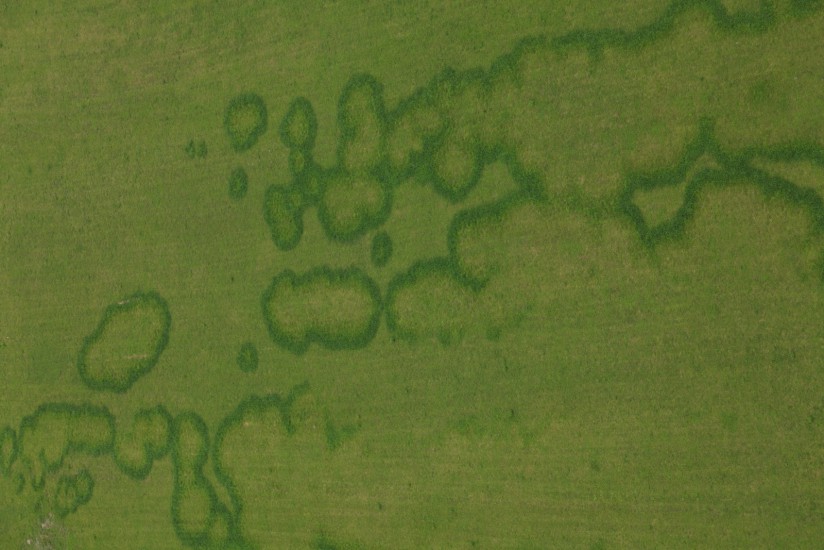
(2, 1, 824, 547)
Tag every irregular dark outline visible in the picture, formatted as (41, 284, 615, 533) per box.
(619, 118, 824, 258)
(335, 73, 388, 172)
(261, 266, 383, 354)
(279, 96, 318, 151)
(54, 468, 94, 518)
(170, 411, 240, 549)
(17, 402, 115, 489)
(212, 383, 310, 528)
(113, 404, 173, 480)
(551, 0, 777, 60)
(446, 192, 537, 291)
(292, 159, 326, 205)
(316, 168, 394, 244)
(224, 93, 269, 153)
(263, 183, 306, 251)
(382, 81, 447, 185)
(384, 257, 480, 344)
(264, 0, 824, 348)
(76, 291, 172, 393)
(618, 118, 726, 248)
(424, 130, 486, 203)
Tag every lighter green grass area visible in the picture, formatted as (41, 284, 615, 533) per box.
(1, 0, 824, 548)
(320, 174, 389, 238)
(79, 296, 169, 392)
(632, 182, 688, 228)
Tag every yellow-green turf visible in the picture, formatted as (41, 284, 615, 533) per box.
(2, 1, 824, 548)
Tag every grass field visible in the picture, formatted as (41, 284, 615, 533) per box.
(2, 1, 824, 548)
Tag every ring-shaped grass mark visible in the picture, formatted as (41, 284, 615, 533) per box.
(262, 266, 382, 354)
(336, 74, 388, 174)
(17, 403, 114, 489)
(54, 468, 94, 518)
(77, 291, 172, 393)
(113, 405, 173, 480)
(293, 160, 326, 205)
(225, 93, 268, 153)
(384, 89, 446, 183)
(263, 184, 307, 251)
(280, 96, 318, 151)
(171, 412, 238, 549)
(288, 148, 315, 180)
(316, 168, 393, 243)
(426, 131, 486, 203)
(385, 257, 481, 345)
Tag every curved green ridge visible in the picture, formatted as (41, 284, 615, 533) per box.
(76, 291, 172, 393)
(618, 119, 824, 254)
(228, 167, 249, 200)
(211, 382, 309, 524)
(280, 96, 318, 151)
(426, 131, 485, 203)
(263, 184, 306, 251)
(261, 266, 382, 354)
(316, 169, 393, 243)
(224, 93, 268, 153)
(385, 258, 479, 345)
(261, 0, 824, 257)
(370, 231, 393, 268)
(446, 192, 536, 290)
(5, 0, 824, 546)
(0, 426, 17, 477)
(236, 342, 258, 373)
(54, 468, 94, 518)
(17, 403, 114, 489)
(336, 73, 388, 174)
(171, 412, 239, 549)
(113, 405, 173, 480)
(551, 0, 777, 58)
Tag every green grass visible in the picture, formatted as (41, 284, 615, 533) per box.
(2, 0, 824, 548)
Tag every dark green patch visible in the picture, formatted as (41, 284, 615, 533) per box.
(185, 139, 208, 159)
(236, 342, 258, 373)
(370, 231, 393, 268)
(228, 167, 249, 200)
